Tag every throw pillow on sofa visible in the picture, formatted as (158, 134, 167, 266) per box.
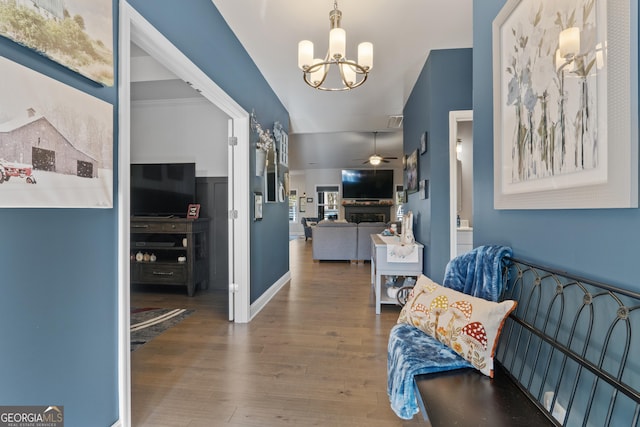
(397, 274, 516, 377)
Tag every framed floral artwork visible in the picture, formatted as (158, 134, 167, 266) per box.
(493, 0, 637, 209)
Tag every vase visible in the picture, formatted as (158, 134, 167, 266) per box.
(256, 149, 267, 176)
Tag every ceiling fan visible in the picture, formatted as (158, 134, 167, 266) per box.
(362, 132, 397, 166)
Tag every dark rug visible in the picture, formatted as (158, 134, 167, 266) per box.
(130, 307, 194, 352)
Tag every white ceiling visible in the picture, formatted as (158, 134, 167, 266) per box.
(132, 1, 474, 170)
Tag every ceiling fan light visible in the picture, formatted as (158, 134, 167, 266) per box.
(298, 40, 314, 70)
(369, 155, 382, 166)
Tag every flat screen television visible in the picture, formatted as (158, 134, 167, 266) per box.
(131, 163, 196, 217)
(341, 169, 394, 199)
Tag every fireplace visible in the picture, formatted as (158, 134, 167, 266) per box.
(343, 203, 392, 223)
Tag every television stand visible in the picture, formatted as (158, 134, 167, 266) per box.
(130, 217, 209, 296)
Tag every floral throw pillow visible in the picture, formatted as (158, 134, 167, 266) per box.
(397, 274, 517, 377)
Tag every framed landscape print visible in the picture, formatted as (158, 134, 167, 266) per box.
(0, 56, 113, 208)
(0, 0, 114, 86)
(493, 0, 638, 209)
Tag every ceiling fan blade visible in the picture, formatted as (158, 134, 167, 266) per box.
(384, 156, 398, 160)
(382, 159, 390, 163)
(362, 160, 370, 164)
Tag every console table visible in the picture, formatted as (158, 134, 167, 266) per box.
(130, 217, 209, 296)
(370, 234, 424, 314)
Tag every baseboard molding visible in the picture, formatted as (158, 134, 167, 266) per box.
(250, 271, 291, 320)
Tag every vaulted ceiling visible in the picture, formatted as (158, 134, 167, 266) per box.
(133, 1, 474, 170)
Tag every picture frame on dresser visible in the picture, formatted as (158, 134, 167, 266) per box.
(187, 203, 200, 219)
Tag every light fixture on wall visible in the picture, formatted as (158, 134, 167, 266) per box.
(298, 1, 373, 91)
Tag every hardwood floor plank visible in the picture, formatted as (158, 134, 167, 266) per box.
(131, 238, 427, 426)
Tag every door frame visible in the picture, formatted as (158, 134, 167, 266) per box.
(449, 110, 473, 260)
(118, 2, 251, 425)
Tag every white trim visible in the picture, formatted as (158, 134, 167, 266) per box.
(118, 2, 252, 425)
(449, 110, 473, 261)
(249, 272, 291, 320)
(131, 97, 210, 107)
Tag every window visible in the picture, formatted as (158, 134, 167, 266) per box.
(317, 185, 339, 220)
(289, 189, 298, 222)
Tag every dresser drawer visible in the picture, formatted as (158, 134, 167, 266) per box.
(131, 221, 188, 233)
(135, 263, 187, 284)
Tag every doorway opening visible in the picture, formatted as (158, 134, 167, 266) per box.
(449, 110, 473, 260)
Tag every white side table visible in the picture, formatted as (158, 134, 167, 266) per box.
(370, 234, 424, 314)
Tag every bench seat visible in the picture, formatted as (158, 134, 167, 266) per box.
(415, 363, 554, 427)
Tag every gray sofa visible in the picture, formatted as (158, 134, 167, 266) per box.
(312, 220, 389, 262)
(356, 222, 388, 261)
(312, 221, 358, 261)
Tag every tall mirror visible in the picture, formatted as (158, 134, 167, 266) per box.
(265, 142, 278, 203)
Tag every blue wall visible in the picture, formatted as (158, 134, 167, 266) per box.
(0, 3, 119, 426)
(473, 0, 640, 291)
(403, 49, 473, 283)
(0, 1, 289, 425)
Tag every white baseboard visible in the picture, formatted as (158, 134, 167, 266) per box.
(250, 271, 291, 320)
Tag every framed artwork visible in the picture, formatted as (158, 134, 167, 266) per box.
(187, 204, 200, 219)
(306, 197, 313, 203)
(493, 0, 638, 209)
(420, 132, 428, 155)
(404, 149, 419, 194)
(274, 121, 288, 167)
(0, 0, 114, 86)
(299, 195, 306, 212)
(419, 179, 429, 200)
(254, 192, 263, 220)
(0, 56, 113, 208)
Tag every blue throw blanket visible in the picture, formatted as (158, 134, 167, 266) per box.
(387, 245, 512, 419)
(387, 323, 472, 419)
(443, 245, 512, 302)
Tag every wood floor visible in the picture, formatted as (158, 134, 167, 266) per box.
(131, 238, 427, 426)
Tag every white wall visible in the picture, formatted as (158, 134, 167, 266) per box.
(457, 121, 473, 226)
(131, 98, 229, 177)
(288, 167, 403, 233)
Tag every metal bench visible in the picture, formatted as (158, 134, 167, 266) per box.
(414, 257, 640, 426)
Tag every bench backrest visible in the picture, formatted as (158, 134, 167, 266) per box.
(497, 258, 640, 426)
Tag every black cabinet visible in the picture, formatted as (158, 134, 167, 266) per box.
(130, 217, 209, 296)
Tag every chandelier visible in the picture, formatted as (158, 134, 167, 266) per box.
(297, 1, 373, 91)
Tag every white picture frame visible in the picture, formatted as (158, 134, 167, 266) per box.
(0, 56, 113, 208)
(274, 121, 288, 167)
(492, 0, 638, 209)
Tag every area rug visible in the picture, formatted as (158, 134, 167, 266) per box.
(130, 307, 194, 352)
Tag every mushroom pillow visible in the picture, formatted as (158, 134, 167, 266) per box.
(397, 274, 516, 377)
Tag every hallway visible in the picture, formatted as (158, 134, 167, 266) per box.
(131, 238, 425, 426)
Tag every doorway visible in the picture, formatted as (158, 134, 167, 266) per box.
(118, 3, 251, 425)
(449, 110, 473, 260)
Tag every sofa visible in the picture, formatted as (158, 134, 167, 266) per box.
(356, 222, 388, 261)
(312, 220, 389, 262)
(312, 221, 358, 261)
(301, 217, 319, 241)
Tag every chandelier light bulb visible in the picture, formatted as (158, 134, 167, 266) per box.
(358, 42, 373, 70)
(329, 28, 346, 59)
(298, 40, 314, 70)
